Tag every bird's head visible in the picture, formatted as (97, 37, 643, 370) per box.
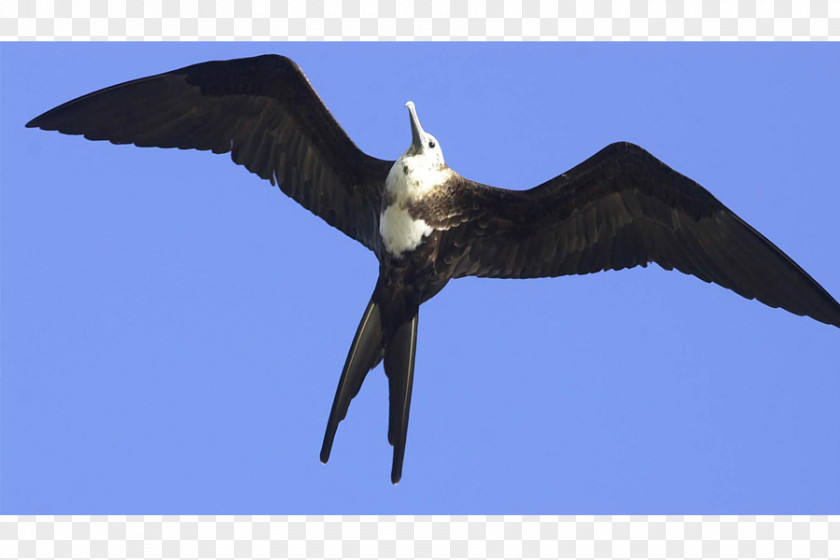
(405, 101, 445, 167)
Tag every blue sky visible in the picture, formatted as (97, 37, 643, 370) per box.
(2, 43, 838, 513)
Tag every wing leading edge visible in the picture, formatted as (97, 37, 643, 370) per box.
(432, 142, 840, 328)
(26, 54, 393, 251)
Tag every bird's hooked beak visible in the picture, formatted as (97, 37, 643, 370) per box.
(406, 101, 425, 151)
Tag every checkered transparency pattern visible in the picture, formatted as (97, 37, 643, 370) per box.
(2, 2, 837, 560)
(0, 516, 838, 559)
(1, 0, 838, 40)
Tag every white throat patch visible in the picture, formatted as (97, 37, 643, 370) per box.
(379, 153, 453, 256)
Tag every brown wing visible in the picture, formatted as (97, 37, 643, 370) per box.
(432, 142, 840, 328)
(26, 54, 393, 251)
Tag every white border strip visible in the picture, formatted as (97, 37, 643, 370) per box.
(0, 516, 838, 560)
(0, 0, 838, 40)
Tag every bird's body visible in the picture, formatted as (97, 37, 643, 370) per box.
(26, 54, 840, 484)
(379, 152, 450, 257)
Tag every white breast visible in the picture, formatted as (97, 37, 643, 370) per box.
(379, 205, 433, 256)
(379, 154, 453, 257)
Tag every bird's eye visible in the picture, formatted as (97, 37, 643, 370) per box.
(428, 140, 436, 148)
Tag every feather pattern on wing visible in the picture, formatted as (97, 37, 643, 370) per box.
(26, 54, 393, 251)
(426, 142, 840, 328)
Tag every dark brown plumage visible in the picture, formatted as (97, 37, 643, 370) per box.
(426, 143, 840, 329)
(26, 54, 393, 252)
(26, 54, 840, 484)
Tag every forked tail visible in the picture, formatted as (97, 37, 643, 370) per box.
(320, 294, 420, 484)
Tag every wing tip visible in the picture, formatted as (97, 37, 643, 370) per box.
(26, 113, 55, 130)
(25, 112, 72, 133)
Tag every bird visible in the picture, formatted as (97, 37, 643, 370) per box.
(26, 54, 840, 484)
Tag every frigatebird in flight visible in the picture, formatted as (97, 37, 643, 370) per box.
(27, 54, 840, 483)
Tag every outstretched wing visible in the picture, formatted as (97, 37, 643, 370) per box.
(26, 54, 393, 251)
(432, 142, 840, 328)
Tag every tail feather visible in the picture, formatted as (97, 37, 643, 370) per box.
(384, 312, 419, 484)
(320, 298, 384, 464)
